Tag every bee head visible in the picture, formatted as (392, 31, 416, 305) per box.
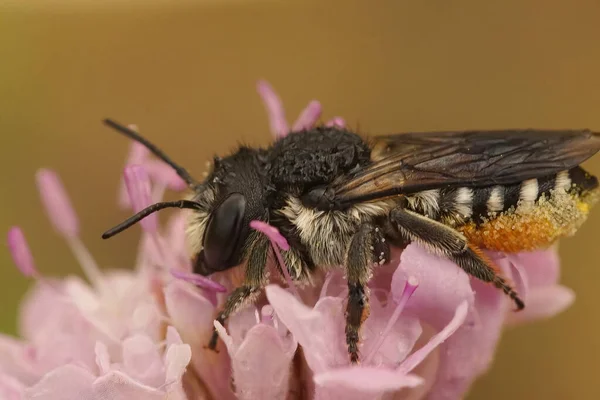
(190, 147, 269, 276)
(101, 120, 269, 276)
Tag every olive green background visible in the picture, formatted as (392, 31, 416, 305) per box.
(2, 1, 600, 398)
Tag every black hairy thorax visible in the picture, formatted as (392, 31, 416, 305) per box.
(266, 127, 372, 194)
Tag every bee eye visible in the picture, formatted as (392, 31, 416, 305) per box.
(202, 193, 247, 271)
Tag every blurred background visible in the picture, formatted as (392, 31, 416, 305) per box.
(2, 0, 600, 398)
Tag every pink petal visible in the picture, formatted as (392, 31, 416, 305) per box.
(0, 335, 38, 386)
(364, 277, 420, 364)
(225, 306, 261, 347)
(426, 279, 507, 400)
(95, 342, 111, 374)
(6, 227, 39, 277)
(24, 364, 95, 400)
(35, 169, 79, 238)
(17, 280, 70, 342)
(256, 80, 289, 139)
(227, 324, 297, 400)
(506, 285, 574, 325)
(399, 300, 469, 373)
(509, 248, 560, 287)
(391, 244, 475, 329)
(265, 285, 348, 372)
(291, 100, 322, 131)
(164, 327, 192, 384)
(0, 374, 24, 400)
(163, 281, 234, 400)
(359, 294, 422, 368)
(124, 165, 157, 233)
(121, 334, 164, 387)
(92, 371, 167, 400)
(314, 366, 423, 393)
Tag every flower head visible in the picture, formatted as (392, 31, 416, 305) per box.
(1, 81, 574, 399)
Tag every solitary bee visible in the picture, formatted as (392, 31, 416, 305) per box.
(102, 119, 600, 363)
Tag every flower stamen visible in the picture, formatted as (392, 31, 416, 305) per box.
(36, 169, 104, 289)
(7, 227, 40, 278)
(291, 100, 322, 131)
(365, 276, 419, 364)
(257, 80, 289, 139)
(325, 117, 346, 128)
(250, 220, 300, 298)
(169, 269, 226, 293)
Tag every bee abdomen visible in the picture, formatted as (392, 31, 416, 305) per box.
(412, 166, 599, 224)
(468, 166, 598, 223)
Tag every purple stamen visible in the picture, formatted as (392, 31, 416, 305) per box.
(250, 220, 300, 298)
(143, 160, 187, 192)
(7, 227, 39, 278)
(257, 80, 289, 139)
(365, 276, 419, 364)
(35, 169, 104, 288)
(325, 117, 346, 128)
(35, 169, 79, 238)
(292, 100, 322, 131)
(124, 165, 158, 234)
(170, 269, 227, 293)
(118, 131, 149, 209)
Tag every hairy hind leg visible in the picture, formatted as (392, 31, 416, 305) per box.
(390, 207, 524, 310)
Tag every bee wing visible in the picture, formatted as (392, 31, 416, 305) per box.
(331, 129, 600, 206)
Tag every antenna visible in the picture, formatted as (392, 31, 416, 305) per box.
(103, 118, 198, 187)
(102, 200, 201, 239)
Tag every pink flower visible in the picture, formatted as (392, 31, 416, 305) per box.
(2, 81, 574, 400)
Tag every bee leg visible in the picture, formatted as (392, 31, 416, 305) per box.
(207, 235, 270, 351)
(390, 207, 524, 310)
(449, 245, 525, 310)
(346, 223, 388, 363)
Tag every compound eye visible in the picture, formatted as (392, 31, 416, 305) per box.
(202, 193, 247, 271)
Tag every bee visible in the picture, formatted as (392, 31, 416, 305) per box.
(102, 119, 600, 363)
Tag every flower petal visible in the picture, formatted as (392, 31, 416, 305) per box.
(506, 285, 574, 325)
(509, 248, 560, 287)
(164, 331, 192, 386)
(0, 373, 24, 400)
(164, 281, 234, 400)
(314, 366, 423, 393)
(92, 371, 167, 400)
(266, 285, 348, 373)
(121, 334, 164, 387)
(391, 244, 475, 329)
(229, 324, 297, 400)
(24, 364, 95, 400)
(426, 279, 507, 400)
(399, 300, 469, 373)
